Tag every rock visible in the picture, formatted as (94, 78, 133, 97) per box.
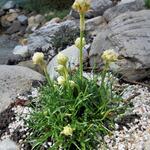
(5, 12, 18, 22)
(47, 45, 88, 79)
(17, 15, 28, 25)
(1, 15, 12, 28)
(2, 1, 16, 10)
(104, 0, 145, 22)
(49, 17, 61, 24)
(85, 16, 107, 36)
(89, 10, 150, 80)
(0, 9, 5, 17)
(0, 139, 19, 150)
(27, 20, 79, 54)
(26, 15, 45, 32)
(6, 20, 21, 34)
(70, 0, 113, 19)
(0, 65, 44, 112)
(0, 34, 18, 64)
(13, 45, 28, 57)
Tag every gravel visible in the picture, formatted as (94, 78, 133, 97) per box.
(0, 80, 150, 150)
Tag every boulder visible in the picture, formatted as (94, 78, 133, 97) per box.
(85, 16, 107, 36)
(104, 0, 145, 22)
(27, 20, 79, 54)
(47, 45, 88, 79)
(6, 20, 21, 34)
(0, 65, 44, 112)
(89, 10, 150, 80)
(70, 0, 113, 19)
(17, 15, 28, 25)
(2, 1, 16, 10)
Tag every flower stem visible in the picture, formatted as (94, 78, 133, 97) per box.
(79, 13, 85, 80)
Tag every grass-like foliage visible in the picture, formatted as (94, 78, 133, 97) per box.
(145, 0, 150, 8)
(27, 71, 126, 149)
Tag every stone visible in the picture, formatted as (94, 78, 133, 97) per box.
(13, 45, 28, 57)
(0, 9, 5, 17)
(47, 45, 88, 79)
(85, 16, 107, 36)
(0, 65, 44, 112)
(17, 15, 28, 25)
(27, 20, 79, 54)
(26, 15, 45, 32)
(0, 139, 19, 150)
(1, 15, 11, 28)
(0, 34, 18, 64)
(104, 0, 145, 21)
(89, 10, 150, 80)
(49, 17, 61, 24)
(70, 0, 113, 19)
(2, 1, 16, 10)
(5, 12, 18, 22)
(6, 20, 21, 34)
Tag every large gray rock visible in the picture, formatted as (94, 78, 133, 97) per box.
(89, 10, 150, 80)
(70, 0, 113, 19)
(103, 0, 145, 22)
(0, 65, 44, 112)
(47, 45, 88, 79)
(27, 20, 79, 54)
(2, 1, 16, 10)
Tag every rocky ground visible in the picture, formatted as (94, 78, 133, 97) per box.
(0, 0, 150, 149)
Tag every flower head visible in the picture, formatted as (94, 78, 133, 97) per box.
(56, 65, 65, 75)
(57, 53, 68, 66)
(32, 52, 44, 65)
(69, 80, 76, 88)
(61, 124, 74, 136)
(72, 0, 90, 13)
(57, 76, 66, 85)
(75, 37, 86, 49)
(101, 49, 118, 63)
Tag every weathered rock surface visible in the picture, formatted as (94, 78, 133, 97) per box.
(6, 20, 21, 34)
(17, 15, 28, 25)
(47, 45, 88, 79)
(2, 1, 16, 10)
(85, 16, 107, 36)
(27, 20, 79, 54)
(89, 10, 150, 80)
(0, 65, 44, 112)
(104, 0, 145, 21)
(0, 138, 19, 150)
(0, 34, 19, 64)
(70, 0, 113, 19)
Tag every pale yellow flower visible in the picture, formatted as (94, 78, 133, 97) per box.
(57, 53, 68, 66)
(72, 0, 90, 13)
(57, 76, 66, 85)
(32, 52, 44, 65)
(75, 37, 86, 49)
(101, 49, 118, 63)
(56, 65, 65, 74)
(61, 124, 74, 136)
(69, 80, 76, 88)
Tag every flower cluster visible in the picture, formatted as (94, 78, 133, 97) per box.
(61, 124, 74, 136)
(72, 0, 90, 13)
(101, 49, 118, 64)
(56, 53, 75, 87)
